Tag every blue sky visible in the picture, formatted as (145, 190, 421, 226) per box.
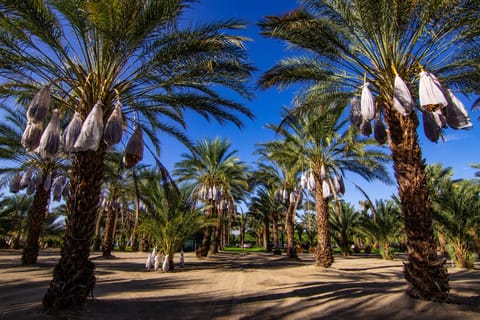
(156, 0, 480, 206)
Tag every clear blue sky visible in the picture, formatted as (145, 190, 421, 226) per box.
(156, 0, 480, 207)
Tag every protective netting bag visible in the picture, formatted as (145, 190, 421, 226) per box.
(21, 121, 43, 152)
(374, 116, 387, 145)
(322, 179, 331, 199)
(419, 71, 448, 108)
(123, 124, 144, 169)
(38, 109, 60, 159)
(52, 176, 64, 202)
(445, 89, 472, 130)
(104, 100, 123, 145)
(349, 97, 362, 128)
(9, 173, 21, 193)
(422, 111, 441, 143)
(360, 120, 372, 137)
(63, 111, 83, 153)
(19, 169, 32, 190)
(26, 85, 51, 123)
(74, 101, 104, 152)
(393, 74, 413, 116)
(361, 82, 375, 121)
(333, 174, 345, 195)
(43, 172, 52, 191)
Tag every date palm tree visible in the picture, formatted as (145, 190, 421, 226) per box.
(261, 105, 390, 267)
(258, 0, 478, 301)
(174, 137, 251, 257)
(432, 178, 480, 269)
(138, 176, 203, 270)
(255, 146, 303, 258)
(0, 1, 253, 310)
(0, 104, 64, 265)
(360, 199, 403, 260)
(329, 201, 361, 256)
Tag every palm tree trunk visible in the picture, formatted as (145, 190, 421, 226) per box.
(92, 206, 104, 251)
(197, 225, 213, 257)
(314, 174, 333, 267)
(102, 205, 116, 257)
(385, 109, 449, 301)
(285, 201, 297, 258)
(272, 216, 281, 255)
(131, 169, 141, 251)
(263, 216, 271, 251)
(21, 168, 52, 265)
(43, 147, 106, 311)
(209, 208, 224, 254)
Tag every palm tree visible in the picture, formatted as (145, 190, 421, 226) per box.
(360, 199, 403, 260)
(261, 105, 390, 267)
(0, 193, 32, 248)
(258, 0, 478, 301)
(0, 1, 254, 310)
(254, 148, 302, 258)
(0, 104, 65, 265)
(432, 179, 480, 269)
(329, 201, 361, 256)
(174, 137, 250, 257)
(138, 176, 202, 270)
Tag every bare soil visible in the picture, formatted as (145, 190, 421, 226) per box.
(0, 249, 479, 320)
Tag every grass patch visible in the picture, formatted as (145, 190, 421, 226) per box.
(222, 246, 266, 253)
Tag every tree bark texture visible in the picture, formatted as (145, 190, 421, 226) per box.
(314, 173, 333, 267)
(21, 167, 52, 265)
(285, 199, 298, 258)
(385, 108, 449, 302)
(209, 208, 224, 254)
(43, 147, 106, 311)
(272, 218, 281, 255)
(102, 206, 116, 257)
(197, 225, 213, 257)
(263, 215, 271, 251)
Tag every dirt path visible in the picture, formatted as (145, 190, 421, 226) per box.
(0, 250, 479, 319)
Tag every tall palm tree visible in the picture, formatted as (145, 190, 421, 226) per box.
(0, 1, 253, 310)
(258, 0, 478, 301)
(0, 104, 64, 265)
(262, 105, 390, 267)
(254, 148, 302, 258)
(174, 137, 250, 257)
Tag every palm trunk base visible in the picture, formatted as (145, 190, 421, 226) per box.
(286, 246, 298, 259)
(315, 246, 334, 267)
(43, 258, 96, 310)
(404, 258, 449, 302)
(22, 244, 40, 265)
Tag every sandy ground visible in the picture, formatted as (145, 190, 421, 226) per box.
(0, 249, 479, 320)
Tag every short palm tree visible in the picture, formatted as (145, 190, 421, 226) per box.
(174, 137, 250, 257)
(258, 0, 478, 301)
(432, 179, 480, 269)
(329, 201, 361, 256)
(262, 105, 390, 267)
(360, 199, 403, 260)
(0, 1, 254, 310)
(138, 178, 202, 270)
